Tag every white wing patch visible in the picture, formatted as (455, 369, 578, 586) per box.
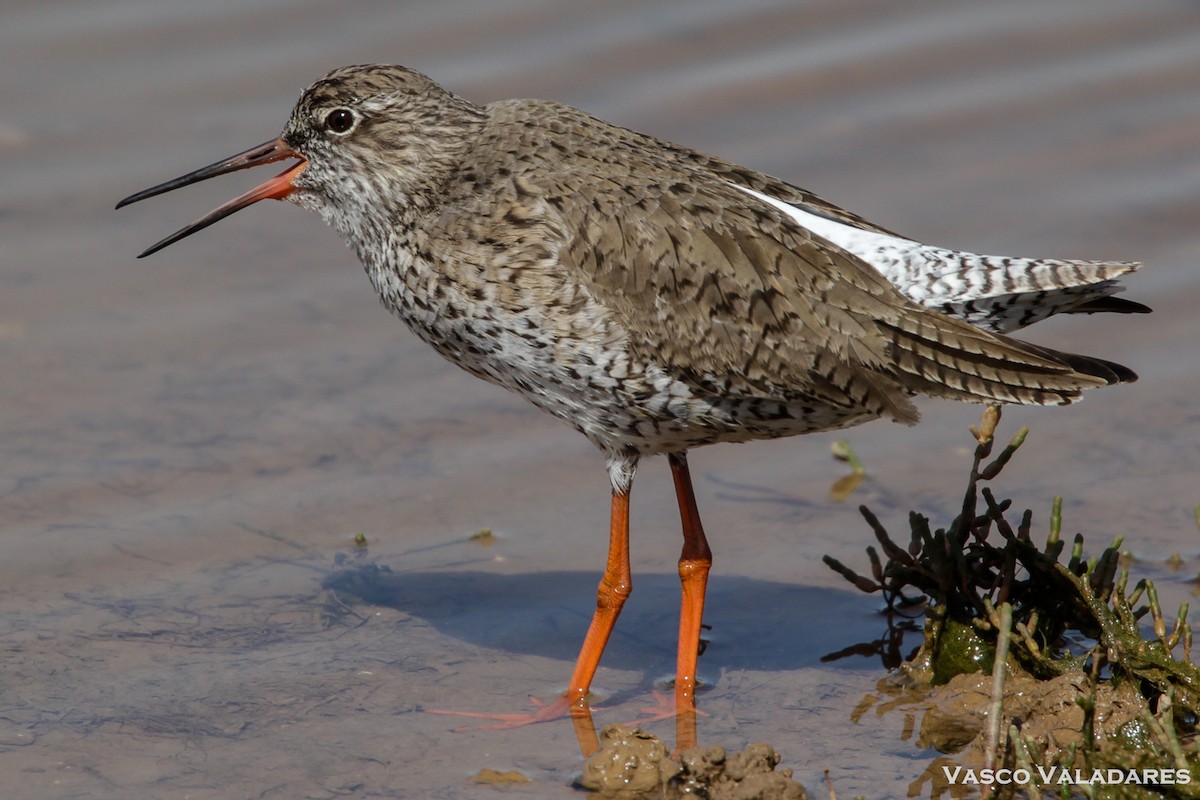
(728, 183, 919, 264)
(724, 181, 1008, 307)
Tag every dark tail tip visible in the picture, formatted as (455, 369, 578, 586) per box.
(1057, 352, 1138, 385)
(1013, 339, 1138, 386)
(1068, 297, 1153, 317)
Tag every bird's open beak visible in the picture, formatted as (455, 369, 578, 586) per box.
(116, 138, 306, 258)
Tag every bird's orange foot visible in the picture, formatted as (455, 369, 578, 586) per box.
(428, 695, 606, 755)
(426, 694, 588, 731)
(624, 689, 707, 727)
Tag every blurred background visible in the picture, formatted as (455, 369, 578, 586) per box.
(2, 1, 1198, 797)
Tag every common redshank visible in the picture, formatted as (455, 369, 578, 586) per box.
(117, 64, 1145, 729)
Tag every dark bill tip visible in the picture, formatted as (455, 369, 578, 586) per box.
(117, 138, 305, 256)
(116, 139, 290, 210)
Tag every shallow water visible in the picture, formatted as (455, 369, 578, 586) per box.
(3, 1, 1199, 797)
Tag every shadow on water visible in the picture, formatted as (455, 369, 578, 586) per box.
(321, 564, 890, 677)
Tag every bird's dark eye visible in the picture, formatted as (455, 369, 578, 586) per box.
(324, 108, 356, 134)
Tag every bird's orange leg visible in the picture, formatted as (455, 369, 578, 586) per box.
(628, 451, 710, 748)
(671, 451, 710, 750)
(565, 487, 633, 703)
(669, 451, 711, 713)
(427, 487, 632, 755)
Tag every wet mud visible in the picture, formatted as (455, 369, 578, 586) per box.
(579, 725, 807, 799)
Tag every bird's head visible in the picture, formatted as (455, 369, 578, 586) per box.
(117, 64, 485, 257)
